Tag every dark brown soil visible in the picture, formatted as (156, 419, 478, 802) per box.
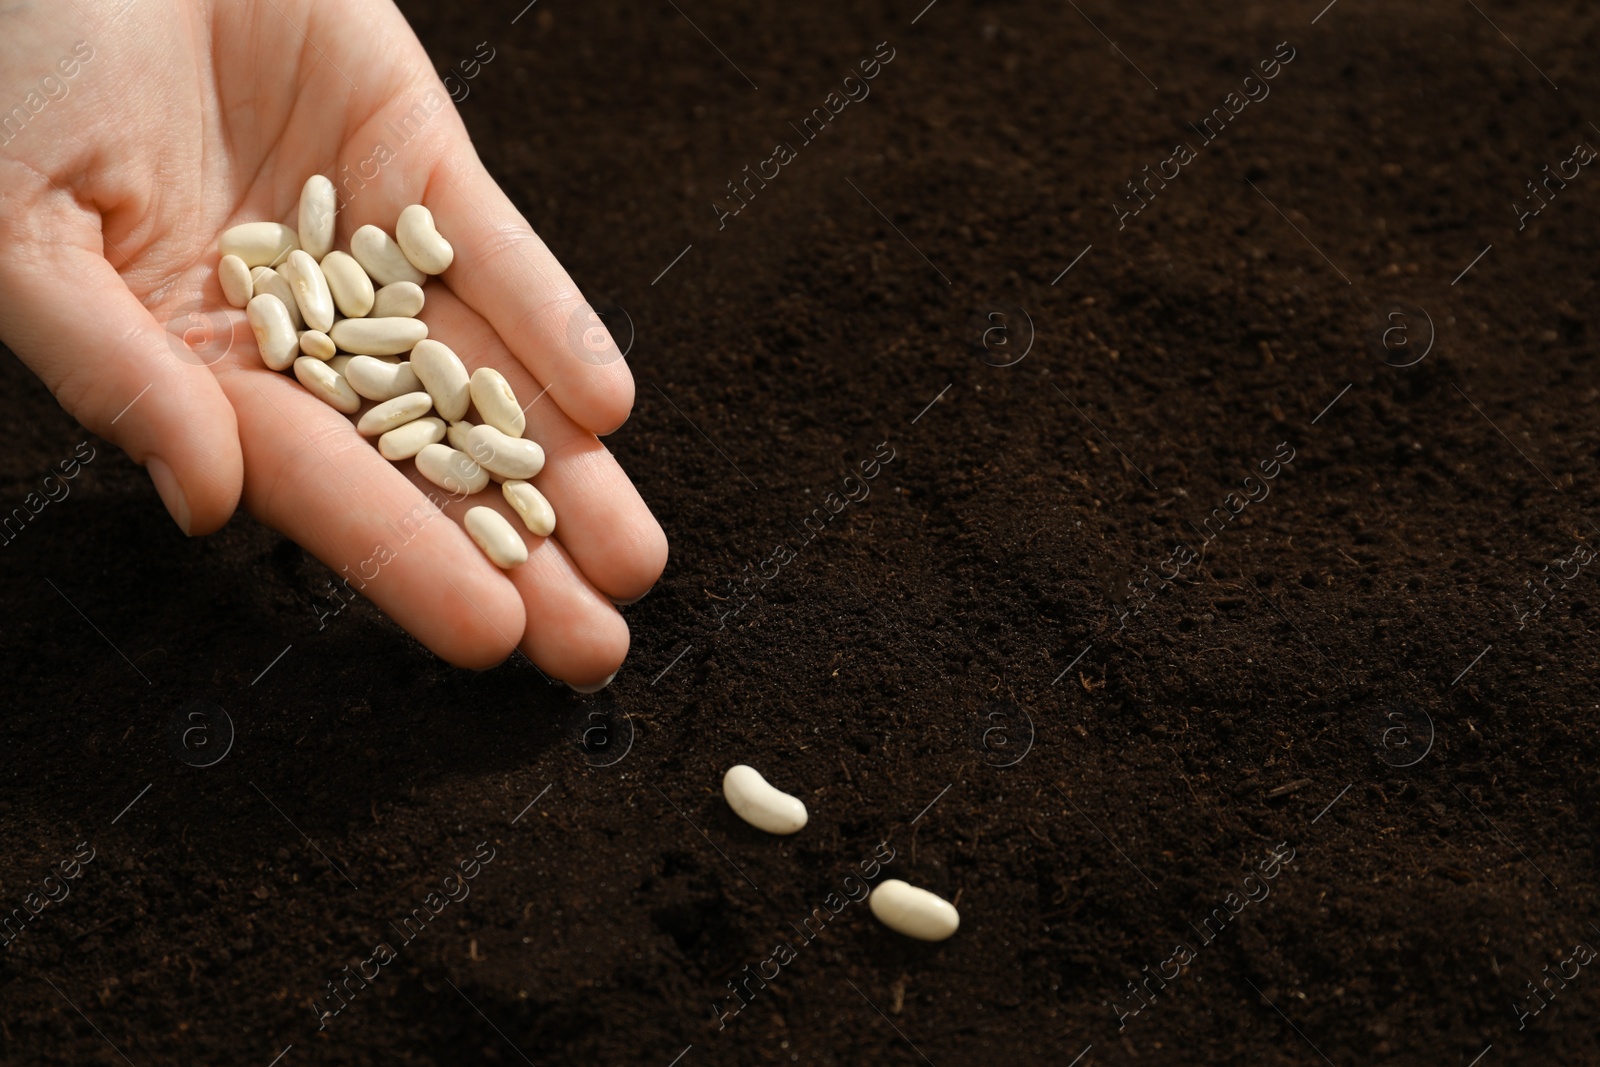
(4, 0, 1600, 1063)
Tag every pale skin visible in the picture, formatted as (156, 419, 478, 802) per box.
(0, 0, 667, 681)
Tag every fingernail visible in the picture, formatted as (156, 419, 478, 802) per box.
(147, 457, 192, 535)
(611, 588, 650, 607)
(566, 671, 617, 694)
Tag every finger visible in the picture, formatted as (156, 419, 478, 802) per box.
(506, 525, 631, 687)
(302, 90, 631, 432)
(414, 482, 631, 688)
(421, 152, 636, 436)
(416, 287, 668, 602)
(211, 355, 526, 670)
(0, 243, 243, 534)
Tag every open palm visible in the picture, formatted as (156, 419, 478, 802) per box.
(0, 0, 666, 680)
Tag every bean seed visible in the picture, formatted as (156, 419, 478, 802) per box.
(329, 317, 429, 356)
(356, 391, 433, 436)
(464, 506, 527, 569)
(371, 281, 425, 318)
(350, 224, 425, 287)
(868, 880, 959, 942)
(219, 181, 567, 573)
(299, 330, 336, 360)
(280, 249, 335, 332)
(250, 267, 302, 329)
(446, 420, 475, 452)
(219, 254, 253, 308)
(344, 356, 423, 402)
(320, 251, 375, 318)
(396, 204, 454, 275)
(502, 480, 556, 538)
(247, 293, 298, 371)
(469, 367, 526, 436)
(293, 356, 360, 414)
(466, 424, 545, 480)
(722, 765, 808, 835)
(378, 416, 446, 461)
(297, 175, 337, 260)
(219, 222, 298, 268)
(415, 443, 489, 495)
(410, 339, 470, 421)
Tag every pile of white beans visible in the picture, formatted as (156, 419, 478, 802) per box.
(722, 764, 961, 942)
(218, 176, 553, 570)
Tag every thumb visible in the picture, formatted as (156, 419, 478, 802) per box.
(0, 245, 244, 534)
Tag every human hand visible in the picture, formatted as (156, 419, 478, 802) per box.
(0, 0, 667, 680)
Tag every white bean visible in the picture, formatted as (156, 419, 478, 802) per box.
(868, 880, 960, 942)
(350, 224, 425, 287)
(250, 267, 302, 329)
(356, 391, 433, 437)
(466, 424, 545, 480)
(502, 480, 556, 537)
(293, 356, 360, 414)
(219, 254, 253, 308)
(414, 443, 489, 495)
(297, 175, 337, 259)
(469, 367, 526, 436)
(320, 251, 375, 318)
(219, 222, 298, 268)
(409, 339, 470, 421)
(329, 317, 429, 356)
(247, 293, 298, 371)
(396, 204, 454, 275)
(280, 249, 335, 333)
(328, 354, 353, 376)
(722, 765, 808, 835)
(446, 420, 475, 452)
(378, 415, 446, 461)
(344, 356, 424, 401)
(371, 281, 425, 318)
(299, 330, 336, 360)
(464, 506, 527, 569)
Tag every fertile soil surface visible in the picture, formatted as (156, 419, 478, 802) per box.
(4, 0, 1600, 1064)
